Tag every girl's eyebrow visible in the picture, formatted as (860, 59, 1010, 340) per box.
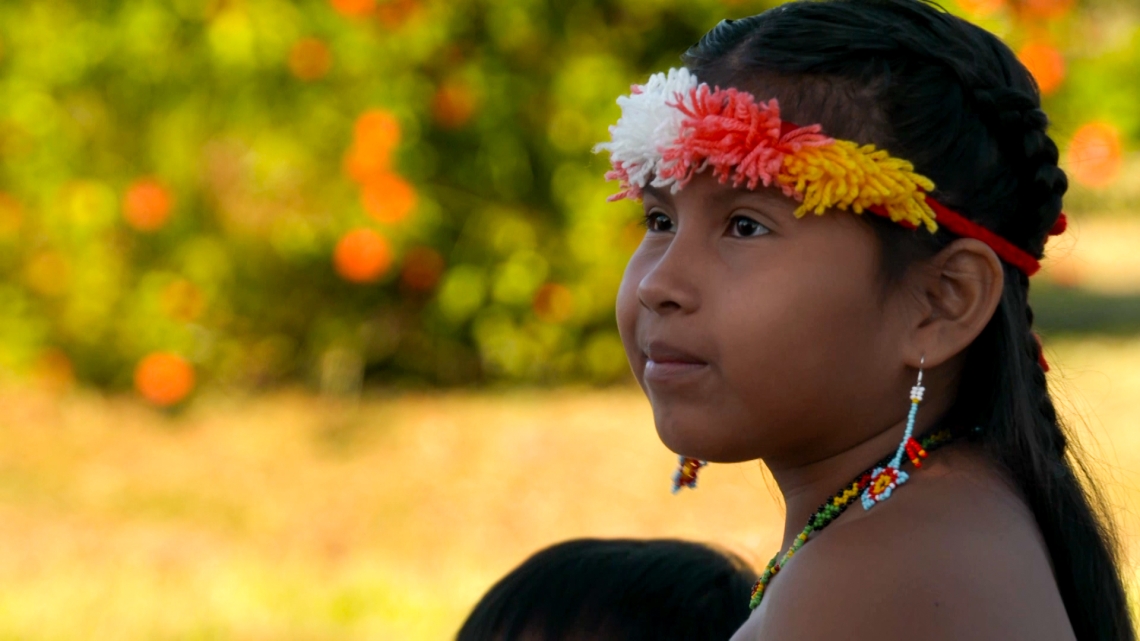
(718, 187, 789, 209)
(705, 187, 794, 214)
(642, 185, 671, 204)
(644, 183, 791, 213)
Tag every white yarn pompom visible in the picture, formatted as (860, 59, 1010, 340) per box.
(593, 67, 699, 194)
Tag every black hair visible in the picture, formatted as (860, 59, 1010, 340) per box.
(456, 538, 758, 640)
(683, 1, 1133, 639)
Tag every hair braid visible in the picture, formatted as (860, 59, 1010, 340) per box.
(1021, 279, 1067, 459)
(969, 86, 1068, 254)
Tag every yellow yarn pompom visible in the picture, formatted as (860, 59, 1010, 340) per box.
(778, 140, 939, 233)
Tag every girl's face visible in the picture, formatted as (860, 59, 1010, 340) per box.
(616, 172, 916, 466)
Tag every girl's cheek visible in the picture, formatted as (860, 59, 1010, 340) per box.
(710, 251, 886, 441)
(615, 254, 648, 377)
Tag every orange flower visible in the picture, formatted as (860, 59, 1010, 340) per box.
(400, 246, 445, 291)
(344, 110, 401, 183)
(1020, 0, 1074, 19)
(361, 173, 417, 223)
(135, 352, 195, 406)
(1066, 122, 1123, 189)
(0, 192, 23, 238)
(956, 0, 1005, 15)
(160, 279, 206, 323)
(329, 0, 375, 17)
(32, 348, 75, 393)
(354, 110, 400, 154)
(334, 228, 392, 283)
(432, 80, 477, 129)
(288, 37, 332, 81)
(344, 143, 391, 184)
(376, 0, 420, 29)
(124, 178, 173, 231)
(1017, 42, 1065, 96)
(533, 283, 574, 323)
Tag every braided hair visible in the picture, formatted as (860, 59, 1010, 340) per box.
(684, 1, 1132, 639)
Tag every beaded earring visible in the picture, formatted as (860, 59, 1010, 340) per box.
(671, 456, 706, 493)
(861, 357, 928, 510)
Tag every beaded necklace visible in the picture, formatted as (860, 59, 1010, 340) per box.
(748, 427, 959, 609)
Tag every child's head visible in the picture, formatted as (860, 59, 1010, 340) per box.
(457, 538, 757, 641)
(603, 0, 1131, 638)
(614, 0, 1062, 466)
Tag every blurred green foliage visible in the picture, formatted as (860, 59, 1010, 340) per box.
(0, 0, 1136, 398)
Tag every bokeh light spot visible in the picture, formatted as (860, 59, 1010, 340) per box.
(432, 80, 477, 129)
(344, 145, 391, 185)
(361, 173, 417, 223)
(956, 0, 1005, 16)
(207, 10, 255, 67)
(401, 246, 445, 291)
(438, 266, 487, 323)
(492, 251, 548, 305)
(354, 110, 400, 157)
(345, 110, 401, 183)
(134, 352, 195, 406)
(329, 0, 376, 17)
(66, 181, 119, 233)
(1018, 42, 1065, 96)
(288, 38, 332, 81)
(0, 193, 23, 239)
(334, 228, 392, 283)
(376, 0, 421, 29)
(1020, 0, 1074, 20)
(1066, 122, 1124, 189)
(124, 178, 173, 232)
(32, 348, 75, 393)
(532, 283, 574, 323)
(160, 279, 206, 323)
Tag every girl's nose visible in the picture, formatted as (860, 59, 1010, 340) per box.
(637, 241, 702, 315)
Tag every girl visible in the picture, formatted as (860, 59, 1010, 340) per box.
(597, 0, 1133, 639)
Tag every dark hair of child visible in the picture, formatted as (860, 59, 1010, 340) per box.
(456, 538, 758, 641)
(680, 1, 1131, 639)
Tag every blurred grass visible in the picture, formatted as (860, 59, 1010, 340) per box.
(1034, 217, 1140, 334)
(1, 334, 1140, 639)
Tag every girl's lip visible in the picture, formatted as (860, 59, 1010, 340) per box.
(642, 341, 707, 365)
(644, 359, 708, 381)
(641, 340, 709, 381)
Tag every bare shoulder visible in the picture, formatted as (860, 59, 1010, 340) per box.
(732, 445, 1076, 641)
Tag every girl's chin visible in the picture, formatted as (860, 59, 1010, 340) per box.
(654, 420, 759, 464)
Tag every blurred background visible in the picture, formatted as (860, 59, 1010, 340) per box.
(0, 0, 1137, 638)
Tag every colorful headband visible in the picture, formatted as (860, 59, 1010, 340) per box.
(594, 68, 1065, 276)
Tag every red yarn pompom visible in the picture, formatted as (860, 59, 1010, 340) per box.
(1034, 333, 1050, 372)
(1049, 213, 1068, 237)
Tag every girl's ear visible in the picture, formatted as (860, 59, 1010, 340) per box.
(902, 238, 1004, 369)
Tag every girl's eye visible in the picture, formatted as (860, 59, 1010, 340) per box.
(729, 215, 770, 238)
(643, 211, 675, 233)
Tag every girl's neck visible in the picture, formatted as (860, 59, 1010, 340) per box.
(765, 380, 958, 550)
(766, 423, 909, 549)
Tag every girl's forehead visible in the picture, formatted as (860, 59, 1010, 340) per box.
(643, 176, 796, 211)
